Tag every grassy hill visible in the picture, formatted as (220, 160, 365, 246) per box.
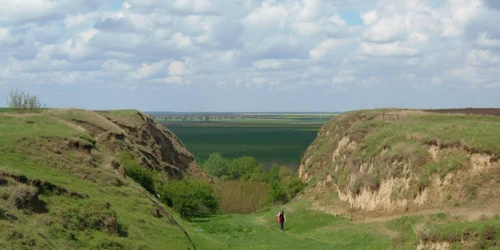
(0, 109, 209, 249)
(2, 108, 499, 249)
(298, 109, 500, 248)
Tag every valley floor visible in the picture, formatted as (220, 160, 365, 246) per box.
(186, 200, 500, 250)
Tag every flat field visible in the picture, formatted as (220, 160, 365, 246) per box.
(165, 124, 321, 168)
(156, 113, 337, 167)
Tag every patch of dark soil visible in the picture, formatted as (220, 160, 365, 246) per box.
(67, 139, 94, 154)
(3, 212, 18, 221)
(70, 118, 107, 136)
(150, 208, 163, 218)
(0, 177, 8, 186)
(0, 171, 88, 199)
(11, 186, 47, 213)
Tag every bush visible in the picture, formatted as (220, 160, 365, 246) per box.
(203, 154, 265, 181)
(118, 152, 156, 194)
(268, 181, 287, 203)
(6, 89, 46, 113)
(158, 179, 219, 219)
(229, 156, 263, 180)
(202, 153, 230, 178)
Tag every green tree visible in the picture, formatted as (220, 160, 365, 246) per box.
(229, 156, 263, 180)
(203, 153, 230, 178)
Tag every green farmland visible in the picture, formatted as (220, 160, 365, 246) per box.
(165, 124, 320, 168)
(157, 113, 337, 167)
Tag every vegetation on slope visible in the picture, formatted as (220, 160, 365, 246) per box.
(0, 109, 211, 249)
(300, 109, 500, 206)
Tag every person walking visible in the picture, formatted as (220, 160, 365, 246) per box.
(278, 209, 286, 232)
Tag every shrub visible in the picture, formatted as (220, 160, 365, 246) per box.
(158, 179, 219, 219)
(118, 152, 156, 194)
(268, 181, 287, 203)
(6, 89, 46, 113)
(283, 175, 306, 199)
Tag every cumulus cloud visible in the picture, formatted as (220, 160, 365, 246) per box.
(0, 0, 499, 111)
(310, 39, 350, 60)
(253, 59, 281, 70)
(129, 60, 168, 80)
(359, 42, 419, 57)
(476, 32, 500, 47)
(361, 10, 378, 25)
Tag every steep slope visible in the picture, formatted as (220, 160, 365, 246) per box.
(298, 109, 500, 215)
(0, 109, 211, 249)
(298, 109, 500, 248)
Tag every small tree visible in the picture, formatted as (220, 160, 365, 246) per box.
(6, 89, 46, 113)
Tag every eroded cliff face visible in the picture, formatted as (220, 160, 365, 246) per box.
(52, 109, 207, 180)
(100, 111, 207, 179)
(298, 110, 500, 215)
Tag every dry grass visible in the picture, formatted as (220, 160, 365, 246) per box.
(215, 180, 269, 214)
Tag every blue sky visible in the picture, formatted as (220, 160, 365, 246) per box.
(0, 0, 499, 112)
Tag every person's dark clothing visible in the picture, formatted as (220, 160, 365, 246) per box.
(279, 212, 285, 231)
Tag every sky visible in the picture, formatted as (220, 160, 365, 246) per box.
(0, 0, 499, 112)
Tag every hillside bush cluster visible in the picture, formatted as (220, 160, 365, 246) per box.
(157, 180, 218, 218)
(118, 152, 218, 219)
(118, 151, 304, 217)
(203, 153, 305, 213)
(6, 89, 46, 113)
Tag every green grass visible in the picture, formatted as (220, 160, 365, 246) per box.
(2, 110, 500, 249)
(166, 124, 321, 167)
(189, 201, 393, 250)
(0, 113, 207, 249)
(0, 108, 12, 113)
(304, 110, 500, 195)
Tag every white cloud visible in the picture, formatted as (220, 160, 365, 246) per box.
(361, 10, 378, 25)
(0, 28, 11, 45)
(129, 60, 168, 80)
(466, 49, 500, 65)
(168, 61, 187, 76)
(253, 59, 281, 70)
(476, 32, 500, 47)
(359, 42, 419, 57)
(62, 29, 98, 59)
(163, 76, 191, 85)
(65, 13, 100, 28)
(1, 0, 499, 110)
(171, 33, 193, 47)
(362, 13, 403, 42)
(102, 60, 131, 71)
(432, 77, 443, 85)
(172, 0, 215, 14)
(332, 75, 355, 85)
(441, 0, 484, 37)
(243, 2, 288, 32)
(297, 0, 325, 21)
(310, 38, 349, 60)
